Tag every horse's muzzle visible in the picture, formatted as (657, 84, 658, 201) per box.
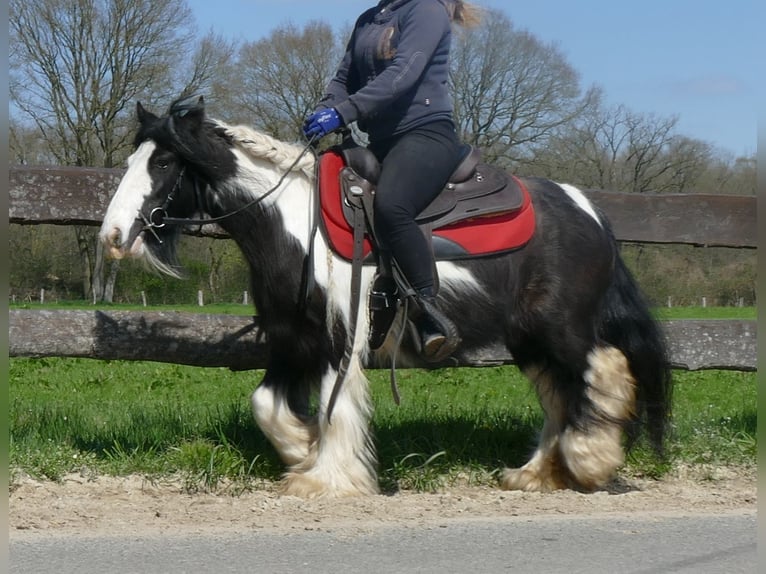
(102, 221, 145, 260)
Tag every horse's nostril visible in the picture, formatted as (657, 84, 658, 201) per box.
(108, 228, 122, 247)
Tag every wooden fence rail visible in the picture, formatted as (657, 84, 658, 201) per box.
(8, 166, 758, 372)
(8, 310, 757, 371)
(9, 166, 757, 247)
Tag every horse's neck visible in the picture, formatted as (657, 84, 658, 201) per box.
(215, 168, 317, 317)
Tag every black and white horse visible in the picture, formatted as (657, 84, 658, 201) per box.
(100, 97, 672, 498)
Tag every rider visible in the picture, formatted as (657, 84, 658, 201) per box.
(303, 0, 481, 361)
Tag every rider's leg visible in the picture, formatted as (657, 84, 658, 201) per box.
(370, 120, 463, 360)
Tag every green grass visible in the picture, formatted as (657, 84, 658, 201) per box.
(10, 301, 255, 315)
(653, 306, 756, 320)
(10, 301, 757, 320)
(9, 357, 756, 493)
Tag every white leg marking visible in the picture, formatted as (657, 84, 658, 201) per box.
(559, 346, 636, 490)
(501, 367, 570, 492)
(281, 356, 378, 498)
(251, 385, 317, 467)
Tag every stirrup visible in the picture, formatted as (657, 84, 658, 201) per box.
(413, 297, 460, 363)
(368, 288, 398, 350)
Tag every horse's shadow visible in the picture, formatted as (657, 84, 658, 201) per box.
(65, 393, 650, 496)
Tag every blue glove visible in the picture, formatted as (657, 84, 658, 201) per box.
(303, 108, 344, 140)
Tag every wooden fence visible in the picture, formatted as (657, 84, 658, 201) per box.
(8, 165, 758, 372)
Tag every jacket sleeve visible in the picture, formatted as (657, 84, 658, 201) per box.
(334, 2, 449, 125)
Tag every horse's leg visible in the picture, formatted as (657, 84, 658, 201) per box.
(503, 346, 636, 492)
(501, 365, 570, 492)
(280, 356, 378, 498)
(558, 345, 636, 491)
(251, 374, 318, 467)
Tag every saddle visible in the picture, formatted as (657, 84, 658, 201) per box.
(318, 141, 535, 263)
(340, 145, 526, 259)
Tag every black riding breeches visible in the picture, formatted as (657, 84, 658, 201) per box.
(368, 120, 463, 293)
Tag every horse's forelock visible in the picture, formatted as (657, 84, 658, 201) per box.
(131, 114, 219, 171)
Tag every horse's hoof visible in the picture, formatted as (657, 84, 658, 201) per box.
(280, 471, 379, 499)
(280, 472, 327, 498)
(500, 467, 568, 492)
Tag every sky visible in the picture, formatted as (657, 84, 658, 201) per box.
(186, 0, 761, 158)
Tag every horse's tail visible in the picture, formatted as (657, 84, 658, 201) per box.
(599, 251, 673, 456)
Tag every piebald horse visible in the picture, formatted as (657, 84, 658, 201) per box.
(100, 97, 671, 497)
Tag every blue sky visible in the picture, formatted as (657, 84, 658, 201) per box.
(187, 0, 760, 158)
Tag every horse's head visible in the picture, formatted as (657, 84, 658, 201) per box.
(99, 96, 217, 276)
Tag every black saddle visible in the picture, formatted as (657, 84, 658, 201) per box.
(337, 142, 524, 231)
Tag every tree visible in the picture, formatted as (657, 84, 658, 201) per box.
(693, 153, 756, 195)
(449, 9, 597, 167)
(231, 21, 346, 140)
(532, 98, 720, 194)
(9, 0, 235, 302)
(11, 0, 193, 167)
(9, 120, 59, 165)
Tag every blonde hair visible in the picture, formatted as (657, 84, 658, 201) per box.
(222, 122, 315, 179)
(444, 0, 483, 28)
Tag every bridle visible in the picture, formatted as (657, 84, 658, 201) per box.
(136, 134, 319, 244)
(133, 129, 372, 420)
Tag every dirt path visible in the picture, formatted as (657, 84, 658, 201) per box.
(9, 465, 756, 539)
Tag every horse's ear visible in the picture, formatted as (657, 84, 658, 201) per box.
(167, 95, 206, 135)
(136, 101, 158, 124)
(169, 95, 205, 117)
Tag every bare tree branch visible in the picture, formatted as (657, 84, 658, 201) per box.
(450, 10, 595, 167)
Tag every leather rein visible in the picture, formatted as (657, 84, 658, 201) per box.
(133, 133, 373, 424)
(137, 135, 319, 239)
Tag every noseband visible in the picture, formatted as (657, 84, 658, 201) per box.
(136, 166, 186, 244)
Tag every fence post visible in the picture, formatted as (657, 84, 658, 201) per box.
(702, 297, 707, 308)
(197, 290, 204, 307)
(40, 288, 45, 304)
(141, 291, 147, 307)
(243, 291, 248, 306)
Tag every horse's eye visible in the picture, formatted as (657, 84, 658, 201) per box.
(156, 160, 170, 170)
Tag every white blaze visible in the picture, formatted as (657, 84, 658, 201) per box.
(99, 141, 157, 252)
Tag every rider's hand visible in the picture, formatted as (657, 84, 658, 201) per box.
(303, 108, 344, 141)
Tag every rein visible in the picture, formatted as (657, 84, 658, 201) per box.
(138, 135, 319, 235)
(135, 131, 386, 424)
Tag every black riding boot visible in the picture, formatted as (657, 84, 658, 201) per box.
(413, 288, 460, 363)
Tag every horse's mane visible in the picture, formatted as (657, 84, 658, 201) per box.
(217, 122, 315, 179)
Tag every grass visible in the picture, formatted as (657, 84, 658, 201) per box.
(9, 356, 756, 493)
(653, 306, 756, 320)
(10, 301, 757, 320)
(10, 301, 255, 315)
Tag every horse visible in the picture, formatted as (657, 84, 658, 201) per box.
(100, 97, 672, 498)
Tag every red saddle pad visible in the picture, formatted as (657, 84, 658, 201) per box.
(318, 150, 535, 262)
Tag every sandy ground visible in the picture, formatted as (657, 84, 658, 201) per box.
(9, 464, 756, 539)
